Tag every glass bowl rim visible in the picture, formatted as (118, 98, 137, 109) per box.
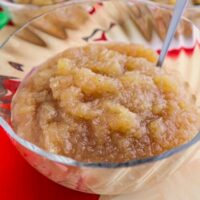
(1, 0, 200, 9)
(0, 0, 70, 8)
(1, 0, 200, 169)
(143, 0, 200, 10)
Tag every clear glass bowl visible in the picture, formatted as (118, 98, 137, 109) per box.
(0, 0, 68, 26)
(0, 0, 200, 195)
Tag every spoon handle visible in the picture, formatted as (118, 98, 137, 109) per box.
(157, 0, 188, 67)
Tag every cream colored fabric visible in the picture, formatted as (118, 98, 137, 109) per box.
(0, 26, 16, 45)
(100, 149, 200, 200)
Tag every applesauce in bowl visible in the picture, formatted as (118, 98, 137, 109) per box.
(11, 43, 200, 163)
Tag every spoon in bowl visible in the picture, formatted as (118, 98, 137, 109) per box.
(157, 0, 188, 67)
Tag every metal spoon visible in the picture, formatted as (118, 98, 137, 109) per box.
(157, 0, 188, 67)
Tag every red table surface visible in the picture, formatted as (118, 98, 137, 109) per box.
(0, 126, 99, 200)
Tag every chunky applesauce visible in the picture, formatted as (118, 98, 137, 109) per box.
(11, 43, 200, 162)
